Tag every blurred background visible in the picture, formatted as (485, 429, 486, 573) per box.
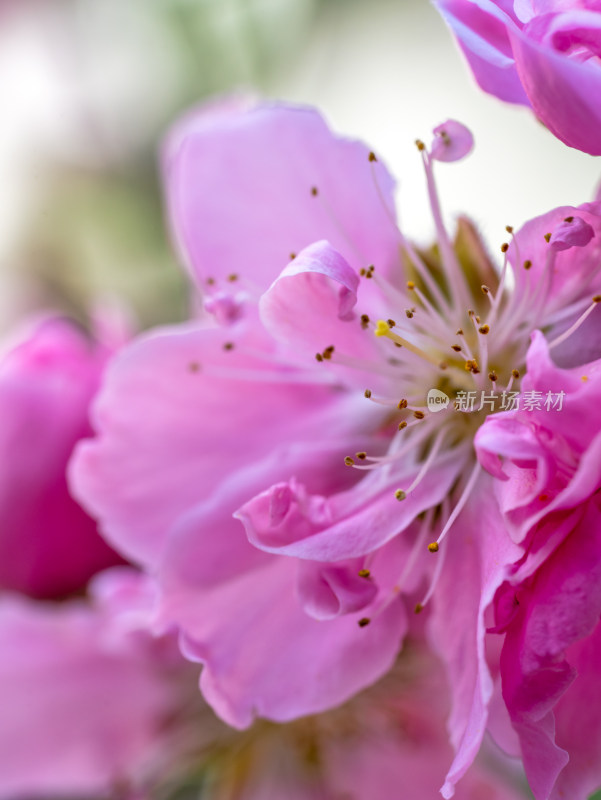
(1, 0, 598, 334)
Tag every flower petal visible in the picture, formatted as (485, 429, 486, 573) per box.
(163, 100, 399, 294)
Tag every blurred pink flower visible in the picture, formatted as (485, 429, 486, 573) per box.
(435, 0, 601, 155)
(0, 316, 126, 599)
(71, 100, 601, 798)
(0, 568, 193, 799)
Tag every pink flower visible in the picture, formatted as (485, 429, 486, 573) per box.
(0, 568, 193, 799)
(0, 316, 126, 599)
(71, 100, 601, 797)
(435, 0, 601, 155)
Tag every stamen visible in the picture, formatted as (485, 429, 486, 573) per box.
(431, 460, 480, 548)
(375, 320, 443, 367)
(548, 297, 601, 350)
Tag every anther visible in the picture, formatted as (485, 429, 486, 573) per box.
(488, 370, 498, 382)
(594, 295, 601, 303)
(501, 243, 509, 253)
(505, 225, 514, 234)
(360, 313, 370, 330)
(206, 277, 215, 286)
(523, 260, 532, 270)
(564, 216, 574, 223)
(358, 617, 371, 627)
(364, 389, 372, 398)
(310, 186, 318, 196)
(544, 232, 552, 243)
(415, 139, 426, 151)
(359, 268, 366, 276)
(227, 273, 238, 282)
(398, 421, 408, 430)
(405, 309, 414, 319)
(481, 285, 490, 295)
(413, 410, 425, 420)
(344, 456, 355, 467)
(456, 328, 464, 336)
(368, 151, 377, 162)
(387, 319, 396, 328)
(478, 324, 490, 335)
(290, 252, 296, 260)
(356, 452, 367, 460)
(512, 369, 520, 379)
(395, 490, 407, 501)
(223, 342, 234, 351)
(451, 344, 462, 352)
(439, 362, 448, 370)
(315, 353, 323, 362)
(358, 569, 371, 579)
(188, 362, 201, 373)
(407, 281, 415, 290)
(428, 542, 439, 553)
(414, 603, 424, 614)
(322, 346, 335, 360)
(398, 398, 408, 409)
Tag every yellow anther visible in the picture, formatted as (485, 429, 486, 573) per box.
(344, 456, 355, 466)
(375, 320, 390, 337)
(358, 569, 371, 578)
(428, 542, 439, 553)
(395, 490, 406, 501)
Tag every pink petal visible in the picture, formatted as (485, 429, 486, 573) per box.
(236, 454, 462, 561)
(430, 120, 475, 162)
(163, 100, 399, 295)
(71, 320, 366, 570)
(429, 475, 523, 798)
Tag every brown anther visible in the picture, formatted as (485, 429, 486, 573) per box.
(359, 268, 366, 276)
(322, 350, 332, 360)
(475, 316, 481, 324)
(315, 353, 324, 362)
(481, 285, 490, 295)
(227, 273, 238, 282)
(344, 456, 355, 467)
(544, 232, 552, 243)
(415, 139, 426, 151)
(407, 281, 415, 290)
(451, 344, 462, 352)
(387, 319, 396, 328)
(310, 186, 318, 196)
(501, 243, 509, 253)
(471, 366, 481, 375)
(368, 151, 377, 162)
(358, 569, 371, 579)
(360, 313, 370, 324)
(488, 370, 498, 382)
(468, 309, 475, 317)
(505, 225, 514, 234)
(358, 617, 371, 627)
(289, 252, 296, 260)
(398, 421, 408, 430)
(512, 368, 520, 379)
(456, 328, 464, 336)
(356, 451, 367, 460)
(564, 216, 574, 223)
(594, 295, 601, 303)
(439, 362, 448, 370)
(188, 362, 201, 373)
(398, 398, 408, 409)
(206, 277, 215, 286)
(395, 489, 407, 501)
(413, 410, 425, 420)
(465, 359, 478, 372)
(478, 324, 490, 335)
(223, 342, 234, 351)
(405, 309, 414, 319)
(324, 345, 335, 354)
(428, 542, 439, 553)
(364, 389, 372, 399)
(394, 343, 403, 348)
(414, 602, 424, 614)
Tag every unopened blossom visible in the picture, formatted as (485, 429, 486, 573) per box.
(435, 0, 601, 155)
(0, 315, 125, 598)
(71, 100, 601, 798)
